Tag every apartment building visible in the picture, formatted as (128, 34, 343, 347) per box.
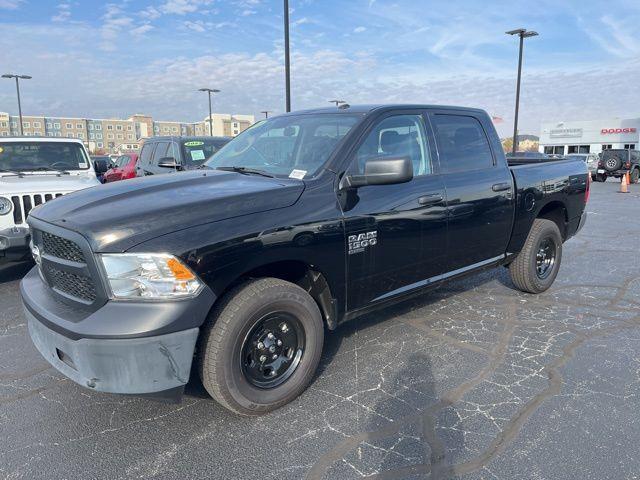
(0, 111, 255, 153)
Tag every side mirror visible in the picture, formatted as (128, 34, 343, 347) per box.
(343, 156, 413, 188)
(94, 159, 109, 175)
(158, 157, 181, 169)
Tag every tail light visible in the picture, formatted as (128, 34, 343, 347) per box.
(585, 173, 591, 203)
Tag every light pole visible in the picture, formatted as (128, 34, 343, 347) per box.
(284, 0, 291, 112)
(506, 29, 538, 155)
(198, 88, 220, 136)
(261, 111, 272, 119)
(2, 73, 32, 136)
(329, 99, 346, 107)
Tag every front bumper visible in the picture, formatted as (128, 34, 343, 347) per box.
(28, 311, 199, 394)
(21, 266, 215, 395)
(0, 226, 31, 263)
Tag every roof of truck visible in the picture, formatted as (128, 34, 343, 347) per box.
(0, 136, 85, 144)
(279, 104, 487, 116)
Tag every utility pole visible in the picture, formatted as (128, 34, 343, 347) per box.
(261, 111, 272, 119)
(284, 0, 291, 112)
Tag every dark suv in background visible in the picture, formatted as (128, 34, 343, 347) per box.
(595, 149, 640, 183)
(136, 136, 231, 177)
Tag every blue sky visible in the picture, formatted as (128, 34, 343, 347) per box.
(0, 0, 639, 136)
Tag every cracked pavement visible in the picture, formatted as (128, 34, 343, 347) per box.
(1, 181, 639, 479)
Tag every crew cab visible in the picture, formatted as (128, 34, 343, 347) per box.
(21, 105, 588, 415)
(103, 153, 138, 183)
(595, 149, 640, 183)
(0, 138, 100, 264)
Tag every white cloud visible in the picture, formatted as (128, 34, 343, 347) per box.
(52, 3, 71, 22)
(184, 20, 208, 32)
(241, 9, 256, 16)
(354, 26, 366, 33)
(159, 0, 213, 15)
(0, 0, 23, 9)
(139, 6, 161, 20)
(131, 24, 154, 36)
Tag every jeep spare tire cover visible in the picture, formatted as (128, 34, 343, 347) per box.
(604, 153, 623, 172)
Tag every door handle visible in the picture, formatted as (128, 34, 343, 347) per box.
(418, 194, 443, 205)
(492, 182, 511, 192)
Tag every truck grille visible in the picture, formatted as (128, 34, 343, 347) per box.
(44, 265, 97, 302)
(11, 193, 64, 226)
(42, 231, 86, 263)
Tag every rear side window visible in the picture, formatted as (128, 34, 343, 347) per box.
(152, 142, 169, 165)
(140, 144, 155, 166)
(432, 114, 494, 173)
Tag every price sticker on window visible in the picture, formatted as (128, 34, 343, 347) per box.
(289, 169, 307, 179)
(190, 150, 206, 161)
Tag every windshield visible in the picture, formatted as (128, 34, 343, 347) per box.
(205, 114, 360, 178)
(0, 141, 90, 172)
(180, 139, 229, 167)
(602, 150, 628, 161)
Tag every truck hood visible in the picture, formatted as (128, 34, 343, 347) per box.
(30, 170, 305, 252)
(0, 173, 100, 195)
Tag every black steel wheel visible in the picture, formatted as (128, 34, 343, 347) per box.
(630, 168, 639, 184)
(240, 312, 305, 389)
(535, 238, 557, 280)
(509, 218, 563, 294)
(198, 278, 324, 416)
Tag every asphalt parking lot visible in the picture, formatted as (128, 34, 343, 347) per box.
(1, 180, 639, 480)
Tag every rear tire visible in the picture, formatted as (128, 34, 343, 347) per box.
(198, 278, 324, 416)
(595, 174, 607, 182)
(630, 168, 639, 184)
(509, 218, 562, 294)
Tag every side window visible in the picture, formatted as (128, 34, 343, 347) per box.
(432, 114, 494, 173)
(140, 144, 155, 166)
(167, 142, 181, 162)
(352, 114, 432, 176)
(152, 142, 169, 165)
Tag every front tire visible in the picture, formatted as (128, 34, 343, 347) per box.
(198, 278, 324, 416)
(509, 218, 563, 294)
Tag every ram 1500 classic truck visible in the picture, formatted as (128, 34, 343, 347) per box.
(21, 105, 589, 415)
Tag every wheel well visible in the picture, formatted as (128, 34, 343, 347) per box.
(537, 202, 568, 240)
(224, 260, 338, 330)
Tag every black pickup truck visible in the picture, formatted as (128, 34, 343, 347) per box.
(21, 105, 589, 415)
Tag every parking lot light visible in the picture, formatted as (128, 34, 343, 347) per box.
(329, 100, 346, 107)
(506, 29, 538, 155)
(2, 73, 32, 136)
(198, 88, 220, 136)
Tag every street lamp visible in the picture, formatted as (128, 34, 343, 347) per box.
(261, 111, 272, 119)
(329, 99, 346, 107)
(284, 0, 291, 112)
(198, 88, 220, 136)
(2, 73, 32, 136)
(506, 29, 538, 155)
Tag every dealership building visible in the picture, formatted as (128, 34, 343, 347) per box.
(539, 118, 639, 155)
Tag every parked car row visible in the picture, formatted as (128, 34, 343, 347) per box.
(90, 136, 231, 184)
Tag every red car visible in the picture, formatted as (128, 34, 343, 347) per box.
(103, 153, 139, 183)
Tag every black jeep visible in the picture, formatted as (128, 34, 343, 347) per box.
(595, 149, 640, 183)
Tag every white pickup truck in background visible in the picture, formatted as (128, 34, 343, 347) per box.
(0, 138, 100, 263)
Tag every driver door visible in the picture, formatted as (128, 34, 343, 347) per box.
(341, 111, 447, 311)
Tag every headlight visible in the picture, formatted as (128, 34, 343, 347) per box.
(100, 253, 202, 299)
(0, 197, 12, 216)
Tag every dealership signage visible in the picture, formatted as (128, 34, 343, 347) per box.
(550, 128, 583, 138)
(601, 127, 637, 134)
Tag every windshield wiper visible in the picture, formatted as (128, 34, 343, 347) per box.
(0, 168, 24, 176)
(28, 166, 70, 175)
(216, 166, 274, 178)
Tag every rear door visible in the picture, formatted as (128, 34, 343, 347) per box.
(428, 110, 514, 272)
(343, 111, 447, 310)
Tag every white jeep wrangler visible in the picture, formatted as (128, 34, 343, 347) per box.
(0, 137, 100, 264)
